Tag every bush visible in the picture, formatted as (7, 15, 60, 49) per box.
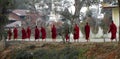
(10, 45, 89, 59)
(33, 49, 49, 59)
(11, 49, 33, 59)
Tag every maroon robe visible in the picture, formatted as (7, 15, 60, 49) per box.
(51, 25, 57, 39)
(65, 34, 69, 42)
(22, 28, 27, 39)
(73, 24, 79, 40)
(8, 29, 12, 40)
(41, 27, 46, 40)
(13, 27, 18, 39)
(27, 27, 31, 39)
(108, 21, 117, 40)
(85, 23, 90, 40)
(35, 26, 40, 40)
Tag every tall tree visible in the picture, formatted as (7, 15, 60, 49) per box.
(59, 0, 101, 42)
(0, 0, 15, 48)
(74, 0, 86, 22)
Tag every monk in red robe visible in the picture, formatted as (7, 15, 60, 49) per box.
(41, 27, 46, 41)
(35, 26, 40, 41)
(27, 26, 31, 40)
(108, 21, 117, 42)
(85, 22, 90, 42)
(65, 33, 69, 42)
(73, 24, 79, 42)
(8, 28, 12, 40)
(13, 27, 18, 40)
(51, 25, 57, 42)
(22, 28, 27, 41)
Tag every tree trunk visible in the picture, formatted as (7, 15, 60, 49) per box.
(74, 0, 86, 22)
(3, 35, 7, 48)
(0, 26, 7, 49)
(61, 35, 65, 43)
(118, 0, 120, 43)
(0, 34, 7, 50)
(0, 26, 4, 41)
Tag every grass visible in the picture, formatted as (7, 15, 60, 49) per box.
(0, 42, 119, 59)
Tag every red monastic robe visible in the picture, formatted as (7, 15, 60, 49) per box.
(41, 27, 46, 40)
(65, 34, 69, 42)
(109, 22, 117, 40)
(8, 29, 12, 40)
(51, 25, 57, 39)
(74, 24, 79, 40)
(35, 26, 40, 40)
(22, 28, 27, 39)
(13, 27, 18, 39)
(85, 23, 90, 40)
(27, 27, 31, 39)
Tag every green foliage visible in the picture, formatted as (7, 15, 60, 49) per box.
(33, 49, 49, 59)
(0, 0, 15, 27)
(0, 0, 15, 14)
(59, 47, 79, 59)
(0, 15, 8, 27)
(25, 45, 36, 50)
(11, 49, 33, 59)
(0, 0, 15, 41)
(10, 46, 88, 59)
(78, 48, 88, 59)
(57, 21, 72, 42)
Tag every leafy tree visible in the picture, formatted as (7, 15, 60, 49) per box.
(0, 0, 15, 48)
(59, 0, 102, 40)
(57, 0, 86, 42)
(0, 0, 15, 28)
(57, 20, 71, 43)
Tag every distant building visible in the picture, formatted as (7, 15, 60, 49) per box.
(6, 9, 40, 28)
(102, 3, 119, 27)
(6, 9, 29, 28)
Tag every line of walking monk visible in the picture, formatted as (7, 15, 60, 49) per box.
(7, 21, 117, 42)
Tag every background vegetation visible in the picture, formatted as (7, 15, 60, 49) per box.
(0, 42, 119, 59)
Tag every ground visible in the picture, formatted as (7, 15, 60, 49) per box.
(0, 41, 120, 59)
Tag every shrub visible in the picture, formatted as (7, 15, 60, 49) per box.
(11, 49, 33, 59)
(10, 45, 89, 59)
